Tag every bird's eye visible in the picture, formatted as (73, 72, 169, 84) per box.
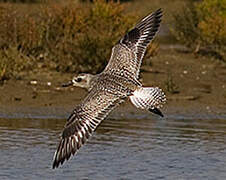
(76, 77, 82, 82)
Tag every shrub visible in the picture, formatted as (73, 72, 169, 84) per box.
(0, 47, 35, 81)
(0, 0, 159, 80)
(0, 0, 137, 74)
(38, 0, 136, 73)
(79, 0, 132, 2)
(171, 0, 226, 60)
(0, 0, 40, 3)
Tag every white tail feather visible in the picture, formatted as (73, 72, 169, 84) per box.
(130, 87, 166, 110)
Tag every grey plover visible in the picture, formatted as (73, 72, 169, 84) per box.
(53, 9, 166, 168)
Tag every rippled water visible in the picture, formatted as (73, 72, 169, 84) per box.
(0, 112, 226, 180)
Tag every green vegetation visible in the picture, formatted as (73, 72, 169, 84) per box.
(0, 0, 40, 2)
(0, 0, 139, 81)
(0, 0, 162, 82)
(171, 0, 226, 60)
(0, 47, 35, 81)
(2, 0, 225, 83)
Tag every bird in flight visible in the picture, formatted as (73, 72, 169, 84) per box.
(52, 9, 166, 169)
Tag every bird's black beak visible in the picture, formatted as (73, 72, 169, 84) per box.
(62, 80, 73, 87)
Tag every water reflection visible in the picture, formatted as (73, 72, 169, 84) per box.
(0, 113, 226, 179)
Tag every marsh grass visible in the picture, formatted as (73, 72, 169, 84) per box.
(0, 1, 133, 80)
(0, 0, 162, 81)
(171, 0, 226, 61)
(0, 47, 35, 81)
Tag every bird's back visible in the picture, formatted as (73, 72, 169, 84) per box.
(91, 71, 141, 96)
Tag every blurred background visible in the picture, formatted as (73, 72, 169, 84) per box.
(0, 0, 226, 179)
(0, 0, 225, 78)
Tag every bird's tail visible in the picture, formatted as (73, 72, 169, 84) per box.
(129, 87, 166, 117)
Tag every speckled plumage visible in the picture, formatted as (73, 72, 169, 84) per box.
(52, 9, 166, 169)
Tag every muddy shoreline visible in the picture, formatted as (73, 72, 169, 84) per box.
(0, 47, 226, 119)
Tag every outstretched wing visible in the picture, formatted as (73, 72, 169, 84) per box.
(52, 89, 125, 169)
(104, 9, 162, 79)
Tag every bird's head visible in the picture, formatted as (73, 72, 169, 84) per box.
(62, 73, 94, 90)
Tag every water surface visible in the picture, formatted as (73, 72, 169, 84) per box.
(0, 113, 226, 180)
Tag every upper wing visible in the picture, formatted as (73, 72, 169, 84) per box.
(104, 9, 162, 79)
(52, 89, 125, 168)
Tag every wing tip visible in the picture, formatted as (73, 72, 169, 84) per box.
(119, 8, 163, 48)
(52, 148, 62, 169)
(156, 8, 163, 15)
(52, 121, 94, 169)
(52, 152, 60, 169)
(52, 137, 70, 169)
(154, 8, 163, 20)
(52, 159, 59, 169)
